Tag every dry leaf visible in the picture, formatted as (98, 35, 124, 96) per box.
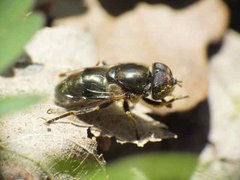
(0, 27, 105, 179)
(55, 0, 229, 114)
(192, 30, 240, 179)
(47, 101, 176, 147)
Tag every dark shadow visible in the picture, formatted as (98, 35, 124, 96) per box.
(152, 99, 210, 153)
(144, 0, 200, 8)
(0, 52, 43, 77)
(14, 52, 33, 69)
(35, 2, 53, 27)
(207, 39, 224, 60)
(100, 99, 210, 161)
(35, 1, 88, 27)
(0, 68, 15, 77)
(98, 0, 136, 16)
(98, 0, 200, 16)
(0, 52, 32, 77)
(224, 0, 240, 33)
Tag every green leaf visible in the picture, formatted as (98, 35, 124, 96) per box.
(94, 152, 197, 180)
(50, 155, 106, 179)
(0, 95, 42, 117)
(0, 0, 44, 72)
(0, 0, 33, 24)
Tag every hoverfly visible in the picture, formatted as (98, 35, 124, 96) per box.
(46, 62, 186, 139)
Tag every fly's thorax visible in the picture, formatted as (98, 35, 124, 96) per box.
(129, 94, 142, 104)
(107, 83, 124, 96)
(106, 63, 151, 95)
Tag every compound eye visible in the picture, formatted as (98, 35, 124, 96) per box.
(151, 63, 175, 100)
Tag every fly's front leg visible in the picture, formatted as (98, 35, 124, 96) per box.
(143, 95, 188, 108)
(163, 95, 189, 108)
(123, 100, 140, 140)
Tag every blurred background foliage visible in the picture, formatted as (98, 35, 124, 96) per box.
(0, 0, 43, 72)
(0, 0, 43, 117)
(0, 95, 41, 117)
(94, 153, 197, 180)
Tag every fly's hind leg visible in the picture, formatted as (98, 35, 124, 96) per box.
(123, 100, 140, 140)
(44, 106, 100, 125)
(44, 102, 112, 125)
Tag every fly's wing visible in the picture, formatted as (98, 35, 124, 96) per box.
(59, 63, 111, 77)
(47, 91, 127, 124)
(66, 90, 127, 111)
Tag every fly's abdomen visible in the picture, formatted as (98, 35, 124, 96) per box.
(81, 67, 109, 98)
(55, 67, 110, 108)
(55, 72, 85, 108)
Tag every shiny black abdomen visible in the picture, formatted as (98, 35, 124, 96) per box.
(55, 67, 109, 108)
(107, 64, 151, 94)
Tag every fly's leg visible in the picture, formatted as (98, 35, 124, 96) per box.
(123, 100, 140, 140)
(45, 101, 112, 125)
(142, 95, 188, 108)
(163, 95, 189, 108)
(96, 61, 107, 66)
(44, 106, 101, 124)
(51, 119, 94, 128)
(161, 96, 186, 108)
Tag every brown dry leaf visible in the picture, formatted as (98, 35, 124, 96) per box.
(49, 102, 176, 147)
(46, 101, 176, 147)
(55, 0, 229, 114)
(0, 27, 105, 179)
